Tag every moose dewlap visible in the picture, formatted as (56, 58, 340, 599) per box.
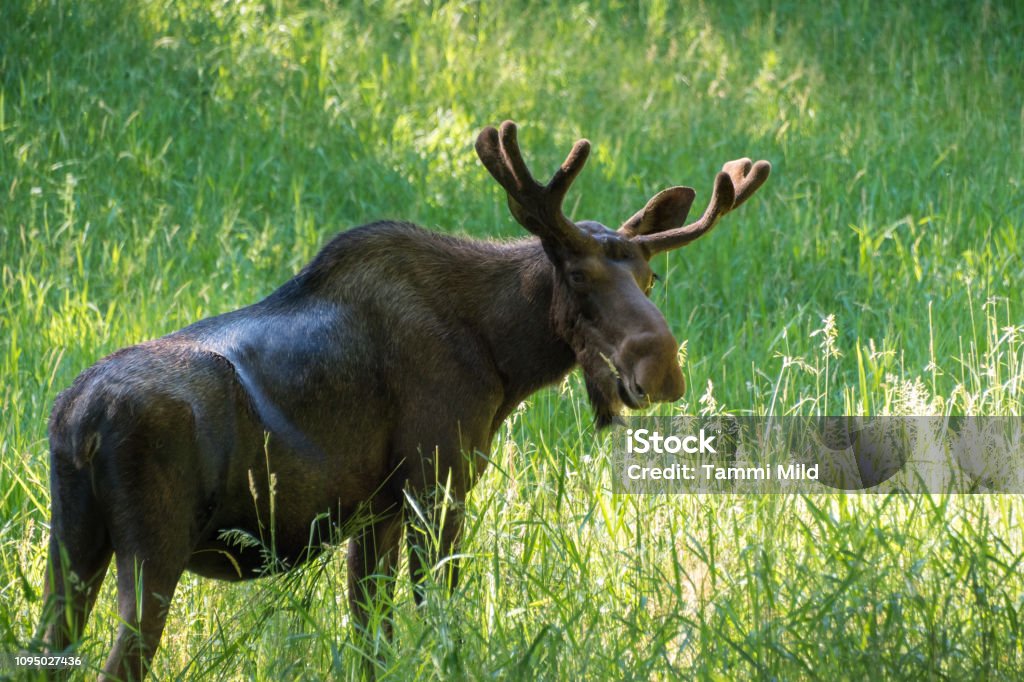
(38, 121, 769, 680)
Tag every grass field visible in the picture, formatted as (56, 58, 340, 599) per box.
(2, 0, 1023, 678)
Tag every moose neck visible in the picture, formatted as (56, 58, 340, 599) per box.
(465, 238, 577, 415)
(288, 223, 578, 424)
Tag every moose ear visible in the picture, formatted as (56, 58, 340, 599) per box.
(618, 186, 697, 238)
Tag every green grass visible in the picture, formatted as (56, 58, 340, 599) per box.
(2, 0, 1023, 678)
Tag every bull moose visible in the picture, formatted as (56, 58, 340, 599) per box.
(37, 121, 770, 679)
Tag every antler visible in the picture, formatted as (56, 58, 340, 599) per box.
(633, 158, 771, 256)
(475, 121, 597, 254)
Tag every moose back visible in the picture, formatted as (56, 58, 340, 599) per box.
(38, 121, 770, 680)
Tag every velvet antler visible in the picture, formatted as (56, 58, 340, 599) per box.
(476, 121, 597, 254)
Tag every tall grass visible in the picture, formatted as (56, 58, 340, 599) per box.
(2, 0, 1022, 678)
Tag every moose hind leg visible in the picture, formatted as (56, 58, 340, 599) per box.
(99, 468, 197, 682)
(100, 548, 187, 682)
(40, 536, 112, 655)
(99, 448, 200, 678)
(38, 461, 113, 653)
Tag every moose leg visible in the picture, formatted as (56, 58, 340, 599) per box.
(100, 459, 196, 678)
(347, 511, 404, 638)
(100, 469, 198, 682)
(402, 438, 487, 605)
(40, 536, 112, 654)
(38, 463, 113, 653)
(348, 511, 404, 681)
(405, 498, 464, 605)
(395, 378, 496, 603)
(100, 552, 185, 682)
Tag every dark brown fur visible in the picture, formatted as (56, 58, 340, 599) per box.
(37, 123, 769, 680)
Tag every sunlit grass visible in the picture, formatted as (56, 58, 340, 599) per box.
(2, 0, 1023, 678)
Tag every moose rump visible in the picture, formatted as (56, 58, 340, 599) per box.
(43, 343, 255, 677)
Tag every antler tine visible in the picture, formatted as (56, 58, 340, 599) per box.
(475, 125, 516, 190)
(635, 158, 770, 256)
(635, 171, 734, 254)
(617, 186, 697, 238)
(476, 121, 596, 254)
(548, 137, 591, 202)
(495, 121, 591, 203)
(495, 121, 538, 192)
(731, 159, 771, 209)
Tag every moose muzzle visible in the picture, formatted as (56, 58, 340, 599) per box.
(615, 329, 686, 407)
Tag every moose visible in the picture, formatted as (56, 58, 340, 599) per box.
(38, 121, 770, 679)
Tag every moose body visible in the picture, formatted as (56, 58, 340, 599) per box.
(39, 122, 769, 680)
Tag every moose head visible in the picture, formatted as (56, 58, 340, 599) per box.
(476, 121, 771, 426)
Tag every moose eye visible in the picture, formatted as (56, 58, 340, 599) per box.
(644, 272, 661, 295)
(569, 270, 587, 286)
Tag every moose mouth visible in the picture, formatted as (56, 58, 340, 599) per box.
(617, 377, 648, 410)
(580, 351, 653, 428)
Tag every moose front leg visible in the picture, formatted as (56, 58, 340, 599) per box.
(394, 373, 497, 605)
(347, 511, 404, 639)
(401, 436, 491, 606)
(404, 488, 465, 605)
